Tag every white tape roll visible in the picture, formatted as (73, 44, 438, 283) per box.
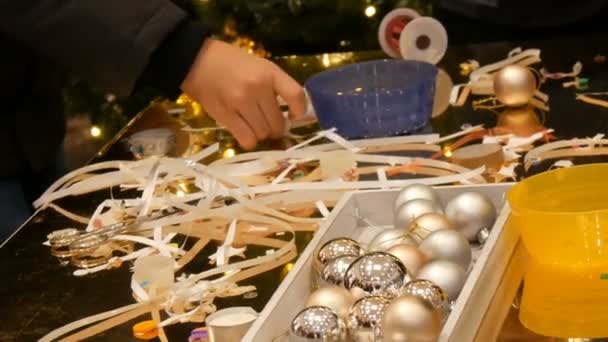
(399, 16, 448, 65)
(378, 8, 420, 58)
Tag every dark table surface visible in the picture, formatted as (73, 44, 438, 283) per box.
(3, 33, 608, 341)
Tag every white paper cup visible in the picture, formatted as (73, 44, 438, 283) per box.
(206, 307, 258, 342)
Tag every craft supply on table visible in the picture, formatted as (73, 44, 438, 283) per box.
(378, 8, 448, 65)
(38, 130, 494, 340)
(304, 59, 437, 138)
(205, 307, 258, 342)
(508, 164, 608, 338)
(273, 183, 505, 342)
(128, 128, 176, 159)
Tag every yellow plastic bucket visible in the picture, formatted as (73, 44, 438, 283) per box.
(508, 163, 608, 338)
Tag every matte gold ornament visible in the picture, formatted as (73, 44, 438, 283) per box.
(347, 295, 391, 342)
(314, 238, 363, 274)
(380, 294, 441, 342)
(369, 228, 418, 252)
(418, 229, 472, 271)
(445, 192, 497, 242)
(393, 184, 441, 212)
(416, 260, 467, 301)
(290, 306, 348, 341)
(493, 65, 537, 107)
(386, 244, 428, 276)
(408, 212, 453, 243)
(403, 279, 451, 322)
(394, 199, 443, 230)
(344, 252, 410, 297)
(305, 286, 356, 321)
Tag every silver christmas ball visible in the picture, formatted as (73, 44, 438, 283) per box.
(380, 295, 441, 342)
(394, 184, 441, 213)
(386, 244, 428, 276)
(319, 255, 358, 287)
(314, 238, 363, 274)
(344, 252, 410, 297)
(402, 280, 451, 321)
(408, 212, 454, 243)
(369, 228, 418, 252)
(394, 199, 443, 230)
(347, 296, 391, 342)
(445, 192, 497, 242)
(418, 229, 472, 271)
(305, 286, 356, 321)
(416, 260, 467, 301)
(290, 306, 348, 341)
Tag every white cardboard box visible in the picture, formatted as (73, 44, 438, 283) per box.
(244, 184, 517, 342)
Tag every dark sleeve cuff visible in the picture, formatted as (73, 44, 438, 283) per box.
(136, 20, 210, 99)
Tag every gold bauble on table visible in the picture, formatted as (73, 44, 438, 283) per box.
(497, 105, 544, 137)
(305, 286, 356, 320)
(380, 295, 442, 342)
(408, 212, 453, 243)
(493, 65, 537, 106)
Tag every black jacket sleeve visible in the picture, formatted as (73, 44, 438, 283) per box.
(0, 0, 193, 96)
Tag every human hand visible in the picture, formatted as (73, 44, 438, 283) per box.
(181, 39, 307, 150)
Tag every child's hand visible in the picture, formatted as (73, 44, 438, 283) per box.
(181, 39, 306, 150)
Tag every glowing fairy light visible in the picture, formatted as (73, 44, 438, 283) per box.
(365, 5, 377, 17)
(90, 126, 101, 138)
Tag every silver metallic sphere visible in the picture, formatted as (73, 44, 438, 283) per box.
(344, 252, 410, 297)
(394, 199, 443, 230)
(408, 212, 454, 243)
(305, 286, 356, 321)
(416, 260, 467, 301)
(418, 229, 472, 271)
(394, 184, 441, 213)
(445, 192, 497, 242)
(314, 238, 363, 273)
(403, 279, 451, 321)
(290, 306, 348, 341)
(319, 255, 358, 287)
(380, 295, 441, 342)
(347, 296, 391, 342)
(369, 228, 418, 252)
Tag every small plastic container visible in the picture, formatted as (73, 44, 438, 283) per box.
(128, 128, 175, 159)
(507, 163, 608, 337)
(305, 59, 437, 139)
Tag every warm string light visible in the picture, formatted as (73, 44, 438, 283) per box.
(223, 148, 236, 159)
(90, 126, 102, 138)
(365, 5, 377, 17)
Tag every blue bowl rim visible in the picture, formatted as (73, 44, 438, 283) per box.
(303, 59, 437, 95)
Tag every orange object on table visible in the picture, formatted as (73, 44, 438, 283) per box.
(132, 320, 159, 340)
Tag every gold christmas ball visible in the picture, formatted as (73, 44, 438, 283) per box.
(497, 105, 543, 137)
(305, 286, 356, 321)
(408, 212, 453, 243)
(381, 295, 441, 342)
(493, 65, 537, 107)
(386, 244, 428, 276)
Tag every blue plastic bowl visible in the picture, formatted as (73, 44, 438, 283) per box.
(305, 59, 437, 139)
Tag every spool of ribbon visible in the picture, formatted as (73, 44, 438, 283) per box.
(399, 16, 448, 65)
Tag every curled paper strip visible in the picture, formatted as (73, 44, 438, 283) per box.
(524, 137, 608, 171)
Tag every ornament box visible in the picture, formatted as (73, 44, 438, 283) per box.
(243, 183, 516, 341)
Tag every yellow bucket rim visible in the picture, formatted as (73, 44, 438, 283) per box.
(507, 163, 608, 216)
